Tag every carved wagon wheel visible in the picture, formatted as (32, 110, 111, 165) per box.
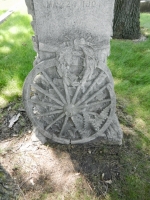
(23, 38, 116, 144)
(23, 58, 116, 144)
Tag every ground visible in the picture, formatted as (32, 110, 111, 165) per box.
(0, 97, 144, 200)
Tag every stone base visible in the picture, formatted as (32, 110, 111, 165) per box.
(31, 113, 123, 146)
(31, 127, 48, 145)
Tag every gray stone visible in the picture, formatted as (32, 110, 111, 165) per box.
(23, 0, 123, 145)
(31, 127, 48, 144)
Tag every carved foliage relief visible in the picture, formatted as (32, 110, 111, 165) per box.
(23, 38, 121, 144)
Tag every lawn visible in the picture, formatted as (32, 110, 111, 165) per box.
(0, 11, 150, 200)
(0, 10, 6, 15)
(0, 11, 35, 106)
(108, 14, 150, 142)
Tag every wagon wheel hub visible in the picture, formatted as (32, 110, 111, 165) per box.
(63, 104, 78, 117)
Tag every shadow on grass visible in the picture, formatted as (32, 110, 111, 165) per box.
(108, 32, 150, 139)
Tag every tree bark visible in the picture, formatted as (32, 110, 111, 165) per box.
(113, 0, 141, 39)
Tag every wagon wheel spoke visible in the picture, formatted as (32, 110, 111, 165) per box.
(45, 113, 65, 131)
(78, 99, 111, 109)
(71, 72, 106, 105)
(63, 81, 70, 104)
(29, 99, 63, 109)
(59, 116, 69, 137)
(76, 84, 109, 106)
(37, 110, 63, 117)
(42, 71, 67, 104)
(31, 83, 64, 106)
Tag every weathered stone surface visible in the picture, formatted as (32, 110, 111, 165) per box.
(31, 127, 48, 144)
(23, 0, 123, 145)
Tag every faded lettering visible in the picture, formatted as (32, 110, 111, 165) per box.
(44, 0, 101, 9)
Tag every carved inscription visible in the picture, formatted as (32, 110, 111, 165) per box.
(42, 0, 102, 9)
(33, 0, 114, 47)
(35, 0, 113, 14)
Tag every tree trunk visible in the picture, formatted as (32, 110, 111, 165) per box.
(113, 0, 141, 39)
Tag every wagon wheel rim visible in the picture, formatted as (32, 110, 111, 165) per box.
(23, 57, 116, 144)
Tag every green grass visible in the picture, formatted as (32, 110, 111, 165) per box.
(0, 10, 7, 15)
(107, 13, 150, 200)
(0, 11, 150, 200)
(140, 13, 150, 36)
(108, 13, 150, 140)
(0, 11, 35, 106)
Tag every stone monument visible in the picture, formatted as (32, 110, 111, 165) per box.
(23, 0, 123, 145)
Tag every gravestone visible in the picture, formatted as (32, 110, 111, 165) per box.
(23, 0, 123, 145)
